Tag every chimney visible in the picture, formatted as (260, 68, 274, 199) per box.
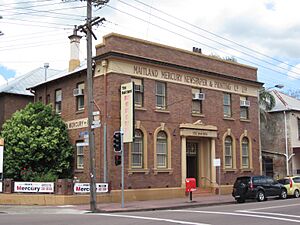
(192, 47, 202, 54)
(68, 27, 82, 72)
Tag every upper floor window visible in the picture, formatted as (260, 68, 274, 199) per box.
(240, 96, 249, 119)
(192, 88, 204, 114)
(76, 141, 84, 170)
(132, 129, 143, 168)
(225, 136, 233, 168)
(223, 93, 232, 118)
(55, 89, 62, 114)
(156, 131, 167, 168)
(156, 82, 166, 109)
(132, 78, 143, 107)
(75, 82, 84, 111)
(241, 137, 249, 168)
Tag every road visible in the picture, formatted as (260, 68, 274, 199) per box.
(1, 198, 300, 225)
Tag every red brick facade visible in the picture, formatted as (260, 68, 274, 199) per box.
(33, 33, 262, 191)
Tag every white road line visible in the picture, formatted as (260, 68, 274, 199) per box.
(169, 209, 300, 223)
(240, 203, 300, 211)
(237, 210, 300, 218)
(95, 213, 210, 225)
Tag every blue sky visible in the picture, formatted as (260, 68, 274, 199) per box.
(1, 0, 300, 93)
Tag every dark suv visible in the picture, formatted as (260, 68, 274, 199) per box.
(232, 176, 287, 203)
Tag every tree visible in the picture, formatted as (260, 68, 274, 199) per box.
(259, 89, 276, 122)
(0, 102, 73, 181)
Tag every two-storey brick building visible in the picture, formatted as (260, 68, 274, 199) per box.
(31, 33, 262, 196)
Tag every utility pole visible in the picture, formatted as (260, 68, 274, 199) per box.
(64, 0, 107, 212)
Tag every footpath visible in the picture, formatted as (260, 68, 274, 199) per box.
(0, 194, 235, 214)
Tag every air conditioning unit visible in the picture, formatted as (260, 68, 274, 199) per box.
(134, 84, 144, 92)
(192, 93, 205, 100)
(73, 88, 84, 96)
(240, 100, 250, 107)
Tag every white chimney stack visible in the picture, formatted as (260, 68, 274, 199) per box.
(68, 27, 82, 72)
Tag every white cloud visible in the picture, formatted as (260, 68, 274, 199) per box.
(0, 74, 7, 86)
(287, 64, 300, 80)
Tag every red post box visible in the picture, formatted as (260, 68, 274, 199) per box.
(185, 178, 196, 192)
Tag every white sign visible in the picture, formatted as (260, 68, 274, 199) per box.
(74, 183, 108, 193)
(0, 146, 3, 173)
(65, 118, 88, 130)
(14, 182, 54, 193)
(0, 182, 2, 192)
(121, 82, 134, 143)
(214, 158, 221, 167)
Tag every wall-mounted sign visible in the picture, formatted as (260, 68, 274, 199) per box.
(14, 182, 54, 193)
(65, 118, 88, 130)
(121, 82, 134, 143)
(73, 183, 108, 193)
(214, 158, 221, 167)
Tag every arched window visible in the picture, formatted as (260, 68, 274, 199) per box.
(225, 136, 233, 168)
(156, 131, 167, 168)
(242, 137, 249, 168)
(132, 129, 143, 168)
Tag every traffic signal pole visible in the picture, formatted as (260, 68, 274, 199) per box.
(120, 129, 124, 208)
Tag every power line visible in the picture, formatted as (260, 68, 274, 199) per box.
(116, 0, 300, 79)
(106, 4, 300, 83)
(2, 20, 72, 30)
(132, 0, 299, 73)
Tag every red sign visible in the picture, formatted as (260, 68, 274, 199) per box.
(185, 178, 196, 192)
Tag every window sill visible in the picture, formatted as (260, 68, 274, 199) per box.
(153, 168, 173, 175)
(155, 109, 170, 114)
(240, 119, 251, 122)
(240, 168, 253, 172)
(223, 168, 237, 173)
(223, 117, 235, 121)
(128, 168, 150, 175)
(74, 169, 84, 173)
(135, 107, 147, 111)
(192, 113, 205, 117)
(76, 110, 84, 114)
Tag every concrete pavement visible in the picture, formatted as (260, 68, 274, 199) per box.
(0, 194, 235, 214)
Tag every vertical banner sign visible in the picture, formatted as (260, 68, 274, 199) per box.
(121, 82, 134, 143)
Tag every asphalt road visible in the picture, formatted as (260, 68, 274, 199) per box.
(1, 198, 300, 225)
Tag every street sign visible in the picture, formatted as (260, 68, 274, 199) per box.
(213, 158, 221, 167)
(121, 82, 134, 143)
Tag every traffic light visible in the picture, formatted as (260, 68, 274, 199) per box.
(115, 155, 121, 166)
(113, 131, 121, 152)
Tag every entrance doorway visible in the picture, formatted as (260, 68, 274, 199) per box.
(186, 142, 198, 186)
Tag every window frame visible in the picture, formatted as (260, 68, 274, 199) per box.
(240, 96, 249, 120)
(76, 82, 85, 111)
(132, 78, 144, 108)
(55, 89, 62, 114)
(192, 88, 203, 114)
(223, 93, 232, 118)
(132, 129, 144, 168)
(76, 141, 84, 170)
(241, 137, 249, 168)
(155, 81, 167, 109)
(224, 136, 233, 168)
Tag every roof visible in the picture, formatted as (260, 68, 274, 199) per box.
(269, 90, 300, 112)
(0, 67, 62, 96)
(29, 62, 87, 89)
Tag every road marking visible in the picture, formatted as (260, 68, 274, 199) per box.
(240, 203, 300, 211)
(95, 213, 210, 225)
(170, 209, 300, 223)
(237, 210, 300, 218)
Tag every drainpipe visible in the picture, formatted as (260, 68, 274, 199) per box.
(284, 110, 289, 176)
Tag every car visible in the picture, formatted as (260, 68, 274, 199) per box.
(232, 175, 287, 203)
(278, 176, 300, 198)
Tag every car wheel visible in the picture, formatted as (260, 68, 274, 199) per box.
(280, 189, 287, 199)
(237, 198, 245, 203)
(294, 190, 300, 198)
(257, 190, 265, 202)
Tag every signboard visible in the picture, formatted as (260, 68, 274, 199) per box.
(0, 146, 3, 174)
(121, 82, 134, 143)
(73, 183, 108, 193)
(65, 118, 88, 130)
(213, 158, 221, 167)
(14, 182, 54, 193)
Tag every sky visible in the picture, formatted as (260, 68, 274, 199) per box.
(1, 0, 300, 93)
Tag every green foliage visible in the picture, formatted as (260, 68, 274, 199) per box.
(259, 89, 276, 122)
(0, 102, 73, 181)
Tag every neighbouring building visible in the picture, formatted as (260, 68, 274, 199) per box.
(30, 33, 262, 196)
(261, 90, 300, 178)
(0, 67, 62, 131)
